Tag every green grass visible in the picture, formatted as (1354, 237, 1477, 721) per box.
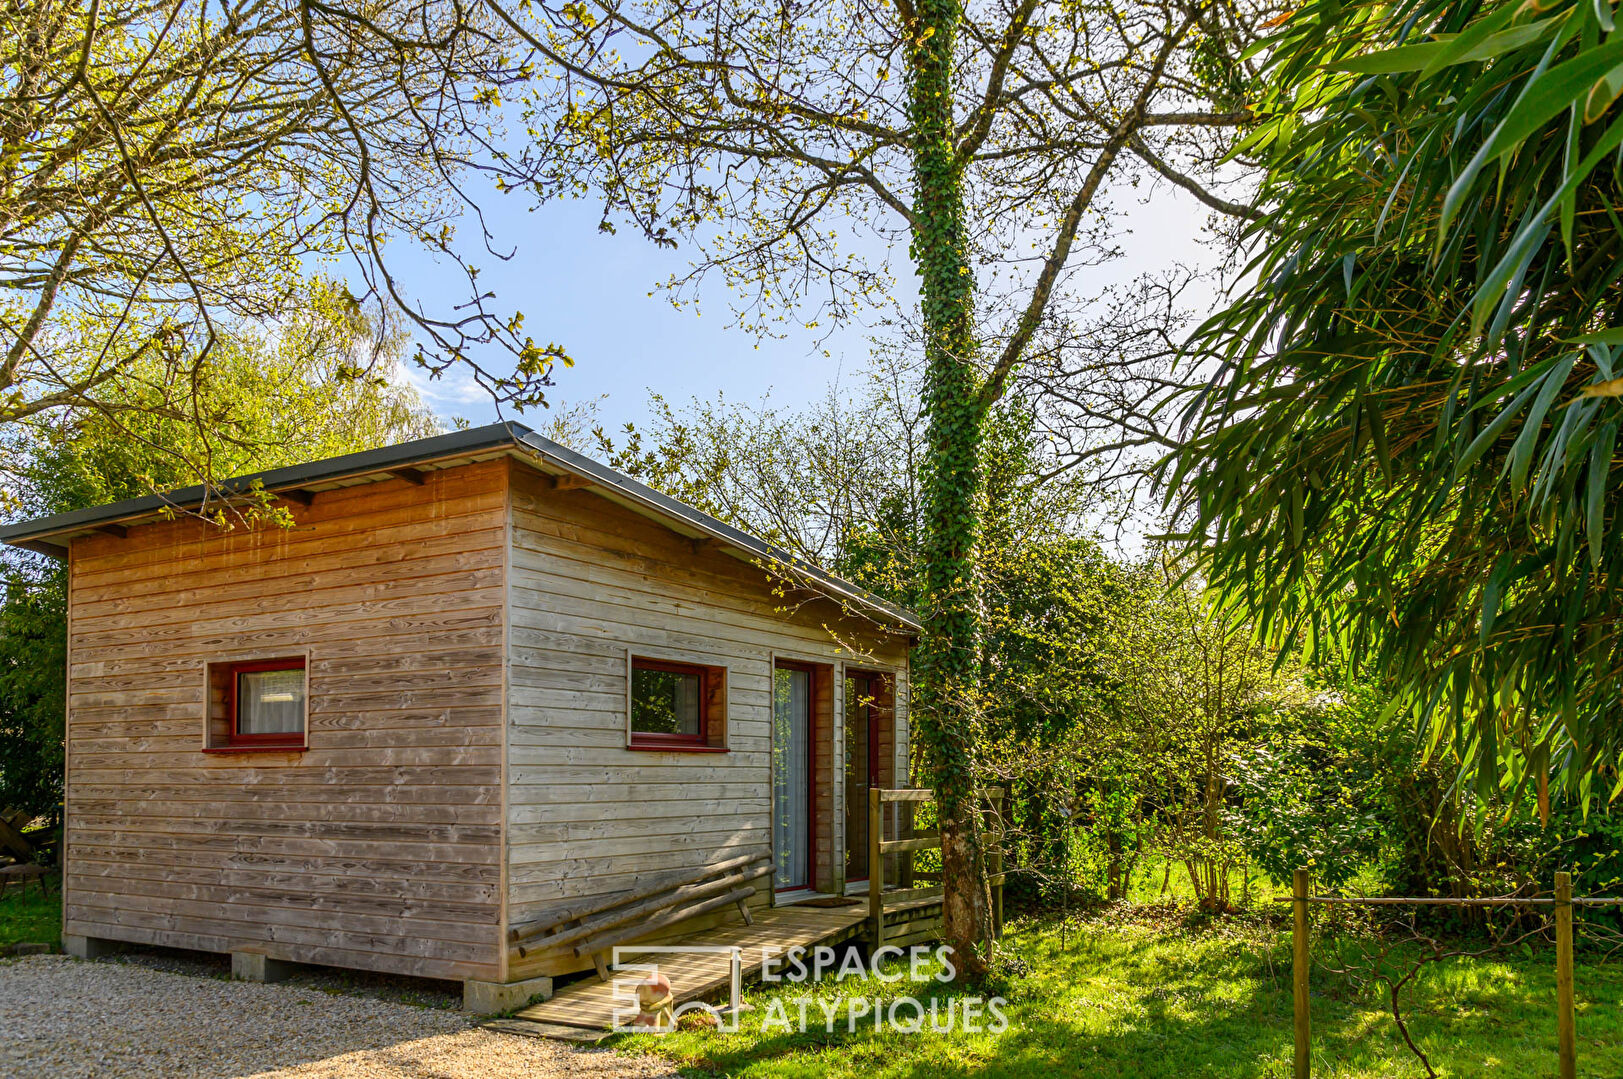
(9, 867, 1620, 1075)
(620, 908, 1623, 1078)
(0, 872, 60, 950)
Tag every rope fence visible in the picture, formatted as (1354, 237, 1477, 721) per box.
(1278, 868, 1623, 1079)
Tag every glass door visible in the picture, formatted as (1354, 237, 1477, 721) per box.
(772, 664, 813, 891)
(845, 674, 876, 882)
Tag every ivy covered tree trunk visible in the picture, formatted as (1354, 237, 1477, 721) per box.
(904, 0, 992, 977)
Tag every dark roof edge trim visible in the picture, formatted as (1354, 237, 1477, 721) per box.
(0, 420, 923, 633)
(0, 423, 529, 549)
(511, 431, 923, 633)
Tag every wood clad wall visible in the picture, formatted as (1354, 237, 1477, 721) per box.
(64, 460, 510, 983)
(504, 461, 911, 979)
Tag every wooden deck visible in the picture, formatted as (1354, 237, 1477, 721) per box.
(502, 903, 870, 1033)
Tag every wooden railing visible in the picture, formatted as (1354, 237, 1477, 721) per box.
(507, 852, 772, 978)
(867, 787, 1004, 949)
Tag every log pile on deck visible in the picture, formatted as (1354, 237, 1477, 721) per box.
(508, 853, 773, 977)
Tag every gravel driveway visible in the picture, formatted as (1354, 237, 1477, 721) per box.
(0, 955, 678, 1079)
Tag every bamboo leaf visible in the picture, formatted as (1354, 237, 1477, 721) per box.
(1480, 554, 1511, 643)
(1507, 354, 1575, 491)
(1587, 423, 1617, 567)
(1441, 31, 1616, 242)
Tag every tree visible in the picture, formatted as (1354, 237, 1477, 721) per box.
(1099, 560, 1306, 907)
(575, 367, 1151, 917)
(584, 385, 913, 577)
(1226, 680, 1388, 895)
(522, 0, 1257, 972)
(0, 576, 65, 822)
(2, 0, 573, 488)
(974, 403, 1128, 899)
(0, 299, 436, 818)
(10, 281, 438, 519)
(1168, 0, 1623, 804)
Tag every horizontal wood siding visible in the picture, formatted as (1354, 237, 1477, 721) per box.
(505, 462, 911, 978)
(63, 460, 509, 982)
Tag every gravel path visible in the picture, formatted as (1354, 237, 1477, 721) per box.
(0, 955, 678, 1079)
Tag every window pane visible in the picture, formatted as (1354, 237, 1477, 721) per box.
(238, 669, 305, 735)
(773, 667, 810, 889)
(631, 666, 702, 737)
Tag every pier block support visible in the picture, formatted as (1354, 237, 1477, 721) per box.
(231, 951, 299, 983)
(62, 934, 125, 959)
(463, 974, 554, 1014)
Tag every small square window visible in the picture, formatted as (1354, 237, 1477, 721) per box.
(628, 656, 726, 751)
(207, 658, 307, 751)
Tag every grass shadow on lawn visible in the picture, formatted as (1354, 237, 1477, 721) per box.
(622, 910, 1623, 1078)
(0, 871, 59, 950)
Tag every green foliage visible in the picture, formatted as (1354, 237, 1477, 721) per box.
(0, 295, 438, 824)
(898, 0, 997, 965)
(1226, 684, 1389, 892)
(0, 871, 60, 949)
(3, 0, 563, 452)
(1536, 799, 1623, 900)
(1172, 0, 1623, 804)
(0, 578, 64, 821)
(1082, 561, 1316, 908)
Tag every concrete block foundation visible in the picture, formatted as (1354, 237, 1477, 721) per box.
(231, 951, 300, 983)
(462, 975, 554, 1014)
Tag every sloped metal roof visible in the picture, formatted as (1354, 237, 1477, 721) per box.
(0, 422, 922, 633)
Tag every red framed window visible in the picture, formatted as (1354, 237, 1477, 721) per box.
(219, 658, 307, 749)
(629, 657, 725, 751)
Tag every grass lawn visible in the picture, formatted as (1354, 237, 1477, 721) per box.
(0, 872, 60, 950)
(622, 907, 1623, 1078)
(10, 869, 1621, 1076)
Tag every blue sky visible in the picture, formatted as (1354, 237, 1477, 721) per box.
(391, 180, 1218, 437)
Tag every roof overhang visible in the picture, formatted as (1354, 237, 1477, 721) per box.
(0, 422, 922, 634)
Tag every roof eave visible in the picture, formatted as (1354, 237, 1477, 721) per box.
(0, 421, 924, 634)
(511, 431, 923, 634)
(0, 422, 531, 555)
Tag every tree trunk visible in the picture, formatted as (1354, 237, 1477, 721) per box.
(1106, 828, 1125, 901)
(905, 0, 990, 977)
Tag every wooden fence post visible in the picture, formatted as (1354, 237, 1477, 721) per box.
(1293, 867, 1311, 1079)
(1556, 870, 1576, 1079)
(869, 786, 885, 951)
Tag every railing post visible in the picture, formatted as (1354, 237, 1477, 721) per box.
(1293, 867, 1311, 1079)
(869, 786, 885, 951)
(899, 802, 916, 888)
(1556, 870, 1576, 1079)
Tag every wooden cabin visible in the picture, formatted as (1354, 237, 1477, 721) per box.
(0, 423, 918, 1010)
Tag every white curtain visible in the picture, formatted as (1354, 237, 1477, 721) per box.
(773, 668, 811, 889)
(239, 669, 305, 735)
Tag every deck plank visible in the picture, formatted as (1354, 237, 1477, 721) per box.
(510, 904, 869, 1031)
